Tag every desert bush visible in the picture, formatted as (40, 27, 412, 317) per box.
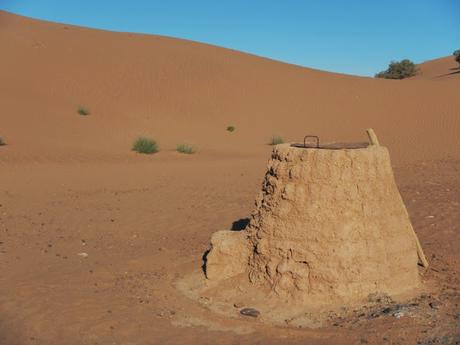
(270, 136, 284, 145)
(375, 59, 417, 79)
(176, 143, 195, 154)
(0, 137, 5, 146)
(78, 106, 90, 116)
(227, 125, 235, 132)
(454, 50, 460, 64)
(132, 137, 158, 154)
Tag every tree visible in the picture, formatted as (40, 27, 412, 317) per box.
(375, 59, 417, 79)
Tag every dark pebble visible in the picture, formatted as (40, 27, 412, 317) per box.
(240, 307, 260, 318)
(382, 307, 392, 314)
(429, 301, 440, 309)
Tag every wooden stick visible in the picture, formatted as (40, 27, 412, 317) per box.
(366, 128, 380, 146)
(412, 227, 429, 268)
(365, 128, 428, 267)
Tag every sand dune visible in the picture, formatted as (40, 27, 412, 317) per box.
(413, 56, 460, 80)
(1, 11, 460, 345)
(1, 10, 459, 164)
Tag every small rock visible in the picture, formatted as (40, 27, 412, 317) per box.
(393, 311, 404, 319)
(77, 252, 89, 258)
(240, 307, 260, 318)
(199, 296, 210, 305)
(429, 301, 440, 309)
(368, 292, 393, 304)
(233, 302, 244, 308)
(382, 307, 392, 315)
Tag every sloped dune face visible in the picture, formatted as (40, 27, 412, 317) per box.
(0, 10, 459, 163)
(412, 56, 460, 80)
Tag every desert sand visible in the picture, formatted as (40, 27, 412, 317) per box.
(0, 11, 459, 345)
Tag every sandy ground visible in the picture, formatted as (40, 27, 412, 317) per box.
(1, 11, 459, 345)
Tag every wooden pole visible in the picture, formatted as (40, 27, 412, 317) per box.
(413, 229, 429, 268)
(366, 128, 380, 146)
(365, 128, 429, 268)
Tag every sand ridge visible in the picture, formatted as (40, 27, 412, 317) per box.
(1, 10, 460, 164)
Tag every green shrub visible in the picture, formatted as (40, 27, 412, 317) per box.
(270, 136, 284, 145)
(78, 106, 90, 116)
(176, 143, 195, 154)
(454, 50, 460, 64)
(0, 137, 5, 146)
(132, 137, 158, 154)
(226, 125, 235, 132)
(375, 59, 417, 79)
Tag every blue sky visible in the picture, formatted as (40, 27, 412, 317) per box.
(1, 0, 459, 76)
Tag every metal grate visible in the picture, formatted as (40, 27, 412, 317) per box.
(290, 135, 369, 150)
